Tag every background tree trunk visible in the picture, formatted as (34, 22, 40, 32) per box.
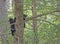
(32, 0, 38, 44)
(57, 0, 60, 44)
(0, 0, 8, 44)
(14, 0, 24, 44)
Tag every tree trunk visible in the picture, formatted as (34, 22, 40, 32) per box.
(14, 0, 24, 44)
(32, 0, 38, 44)
(57, 0, 60, 44)
(0, 0, 8, 44)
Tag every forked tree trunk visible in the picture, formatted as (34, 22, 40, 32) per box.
(14, 0, 24, 44)
(32, 0, 38, 44)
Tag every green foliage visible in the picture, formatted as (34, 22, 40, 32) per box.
(6, 0, 60, 44)
(23, 0, 60, 44)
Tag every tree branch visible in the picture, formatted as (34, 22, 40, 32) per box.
(25, 10, 60, 21)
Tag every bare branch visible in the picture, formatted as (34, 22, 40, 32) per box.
(25, 10, 60, 21)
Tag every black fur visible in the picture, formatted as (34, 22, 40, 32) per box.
(9, 17, 16, 36)
(9, 14, 27, 36)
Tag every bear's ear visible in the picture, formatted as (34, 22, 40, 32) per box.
(23, 14, 27, 17)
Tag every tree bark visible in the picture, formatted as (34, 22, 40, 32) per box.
(56, 0, 60, 44)
(0, 0, 8, 44)
(32, 0, 38, 44)
(14, 0, 24, 44)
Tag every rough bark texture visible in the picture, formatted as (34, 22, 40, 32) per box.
(57, 0, 60, 44)
(57, 0, 60, 10)
(32, 0, 38, 44)
(14, 0, 24, 44)
(0, 0, 8, 44)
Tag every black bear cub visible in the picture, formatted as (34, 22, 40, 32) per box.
(9, 15, 27, 36)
